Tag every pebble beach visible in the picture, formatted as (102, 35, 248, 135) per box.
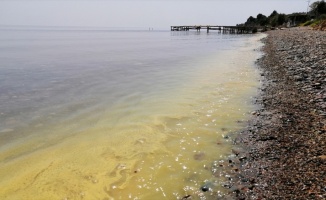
(229, 28, 326, 199)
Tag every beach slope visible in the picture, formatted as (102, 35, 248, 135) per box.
(235, 28, 326, 199)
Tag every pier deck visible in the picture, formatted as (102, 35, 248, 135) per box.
(171, 25, 263, 34)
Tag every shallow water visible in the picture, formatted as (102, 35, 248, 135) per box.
(0, 27, 264, 199)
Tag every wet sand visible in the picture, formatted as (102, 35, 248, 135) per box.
(226, 28, 326, 199)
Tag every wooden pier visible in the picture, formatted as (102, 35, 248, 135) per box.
(170, 25, 263, 34)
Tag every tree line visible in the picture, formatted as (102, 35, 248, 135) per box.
(238, 0, 326, 28)
(242, 10, 287, 27)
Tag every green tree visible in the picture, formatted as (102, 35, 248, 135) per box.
(269, 10, 279, 19)
(317, 0, 326, 15)
(246, 16, 257, 25)
(257, 13, 268, 26)
(310, 0, 326, 17)
(268, 10, 279, 27)
(277, 14, 287, 25)
(270, 16, 278, 27)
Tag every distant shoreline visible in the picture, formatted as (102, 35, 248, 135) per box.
(0, 25, 168, 31)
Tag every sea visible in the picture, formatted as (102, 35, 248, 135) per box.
(0, 26, 264, 200)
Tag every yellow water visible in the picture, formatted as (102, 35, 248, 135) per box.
(0, 34, 265, 200)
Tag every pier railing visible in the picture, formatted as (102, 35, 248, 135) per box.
(170, 25, 264, 34)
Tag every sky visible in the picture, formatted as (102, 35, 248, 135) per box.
(0, 0, 318, 30)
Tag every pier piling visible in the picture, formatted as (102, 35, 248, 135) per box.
(170, 25, 262, 34)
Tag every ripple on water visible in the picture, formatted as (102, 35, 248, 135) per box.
(0, 31, 265, 199)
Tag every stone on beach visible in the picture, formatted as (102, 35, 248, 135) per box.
(228, 27, 326, 199)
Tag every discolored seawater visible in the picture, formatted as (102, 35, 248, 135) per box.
(0, 27, 265, 200)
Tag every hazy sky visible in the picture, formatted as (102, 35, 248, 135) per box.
(0, 0, 317, 29)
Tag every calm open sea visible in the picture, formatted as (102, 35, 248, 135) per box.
(0, 27, 264, 200)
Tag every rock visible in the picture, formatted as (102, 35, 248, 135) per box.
(312, 83, 322, 89)
(227, 28, 326, 200)
(181, 195, 191, 200)
(232, 148, 240, 156)
(200, 185, 209, 192)
(200, 181, 215, 192)
(239, 156, 247, 162)
(293, 75, 303, 81)
(223, 135, 230, 139)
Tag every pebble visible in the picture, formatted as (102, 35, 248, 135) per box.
(226, 27, 326, 200)
(200, 185, 209, 192)
(200, 182, 213, 192)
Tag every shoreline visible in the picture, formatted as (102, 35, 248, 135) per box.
(228, 28, 325, 199)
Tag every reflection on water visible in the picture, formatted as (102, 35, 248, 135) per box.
(0, 28, 264, 199)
